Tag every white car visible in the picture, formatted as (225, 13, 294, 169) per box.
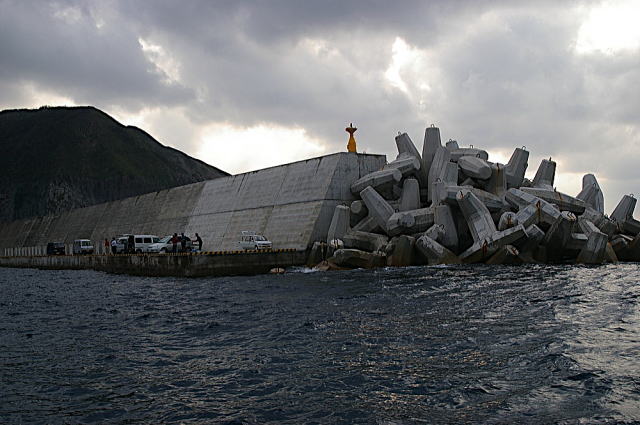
(148, 235, 193, 253)
(239, 231, 272, 250)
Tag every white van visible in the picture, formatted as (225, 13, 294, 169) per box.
(239, 231, 273, 251)
(133, 235, 160, 253)
(73, 239, 94, 255)
(115, 234, 160, 253)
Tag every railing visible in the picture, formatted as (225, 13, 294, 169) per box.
(1, 245, 297, 257)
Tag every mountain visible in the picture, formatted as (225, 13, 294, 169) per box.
(0, 106, 229, 221)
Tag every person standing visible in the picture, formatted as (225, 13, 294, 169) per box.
(195, 233, 203, 251)
(180, 233, 187, 252)
(103, 238, 109, 255)
(110, 237, 117, 255)
(171, 233, 178, 253)
(128, 235, 135, 254)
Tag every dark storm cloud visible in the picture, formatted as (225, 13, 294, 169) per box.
(0, 0, 193, 109)
(0, 0, 637, 208)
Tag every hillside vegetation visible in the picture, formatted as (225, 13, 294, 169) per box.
(0, 106, 228, 221)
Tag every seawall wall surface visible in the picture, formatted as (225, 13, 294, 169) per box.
(0, 153, 386, 254)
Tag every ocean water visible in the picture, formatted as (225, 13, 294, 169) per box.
(1, 264, 640, 424)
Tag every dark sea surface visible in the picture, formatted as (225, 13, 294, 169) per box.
(2, 264, 640, 424)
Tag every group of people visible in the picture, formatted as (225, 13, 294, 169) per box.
(169, 232, 204, 253)
(102, 235, 135, 255)
(101, 232, 203, 255)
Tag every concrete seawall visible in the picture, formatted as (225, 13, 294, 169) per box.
(0, 250, 308, 277)
(0, 152, 386, 254)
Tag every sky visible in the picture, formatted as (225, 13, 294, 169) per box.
(1, 0, 640, 214)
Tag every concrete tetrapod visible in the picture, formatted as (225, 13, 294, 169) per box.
(458, 156, 492, 180)
(427, 146, 451, 202)
(422, 125, 442, 181)
(516, 224, 545, 262)
(424, 223, 445, 243)
(387, 207, 435, 237)
(443, 162, 459, 185)
(350, 200, 367, 216)
(611, 195, 640, 236)
(620, 232, 640, 261)
(327, 205, 350, 243)
(415, 235, 461, 265)
(520, 187, 586, 215)
(505, 147, 529, 189)
(456, 189, 498, 242)
(331, 248, 386, 269)
(485, 245, 520, 265)
(352, 216, 381, 233)
(395, 132, 422, 160)
(481, 163, 507, 198)
(386, 235, 416, 267)
(307, 241, 329, 266)
(342, 230, 389, 253)
(611, 234, 634, 260)
(506, 189, 562, 227)
(449, 148, 489, 162)
(456, 190, 527, 263)
(351, 168, 402, 196)
(577, 174, 604, 214)
(434, 205, 459, 252)
(542, 211, 577, 261)
(532, 158, 556, 190)
(394, 132, 429, 187)
(579, 207, 615, 239)
(596, 214, 617, 238)
(350, 200, 367, 226)
(428, 146, 451, 200)
(460, 177, 476, 187)
(605, 242, 619, 263)
(576, 218, 607, 264)
(383, 156, 422, 178)
(460, 225, 527, 264)
(566, 233, 588, 251)
(399, 178, 420, 211)
(505, 187, 544, 210)
(445, 139, 459, 151)
(498, 211, 518, 231)
(621, 217, 640, 237)
(514, 201, 558, 228)
(359, 187, 395, 233)
(611, 194, 636, 223)
(441, 186, 505, 212)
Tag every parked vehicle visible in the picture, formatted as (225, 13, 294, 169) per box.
(133, 235, 160, 253)
(113, 234, 160, 253)
(114, 235, 131, 254)
(239, 231, 272, 250)
(73, 239, 94, 255)
(147, 235, 193, 253)
(46, 242, 65, 255)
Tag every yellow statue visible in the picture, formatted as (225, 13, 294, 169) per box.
(346, 123, 357, 153)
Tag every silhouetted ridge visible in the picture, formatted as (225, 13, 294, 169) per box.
(0, 106, 229, 221)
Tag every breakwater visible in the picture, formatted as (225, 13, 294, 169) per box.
(312, 126, 640, 268)
(0, 249, 305, 277)
(3, 125, 640, 273)
(0, 152, 385, 254)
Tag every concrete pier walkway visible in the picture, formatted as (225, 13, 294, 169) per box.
(0, 249, 306, 278)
